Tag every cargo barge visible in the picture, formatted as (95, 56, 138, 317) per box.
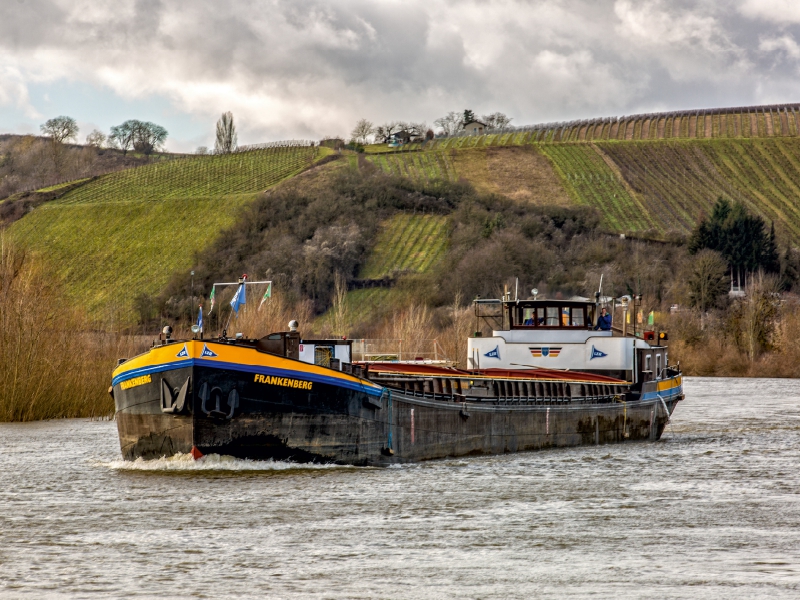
(111, 290, 683, 465)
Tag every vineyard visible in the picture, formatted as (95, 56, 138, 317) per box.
(367, 152, 456, 183)
(419, 102, 800, 148)
(55, 144, 319, 204)
(7, 101, 800, 326)
(7, 144, 323, 317)
(365, 134, 800, 245)
(360, 213, 450, 279)
(594, 138, 800, 242)
(538, 144, 657, 233)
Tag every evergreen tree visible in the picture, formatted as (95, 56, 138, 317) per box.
(688, 197, 729, 254)
(762, 222, 780, 274)
(688, 197, 779, 288)
(780, 242, 800, 291)
(463, 109, 476, 124)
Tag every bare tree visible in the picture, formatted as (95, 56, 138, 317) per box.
(332, 271, 350, 336)
(406, 122, 428, 138)
(374, 121, 404, 142)
(215, 112, 238, 154)
(434, 111, 463, 136)
(40, 116, 79, 144)
(687, 249, 728, 312)
(350, 118, 374, 144)
(109, 120, 168, 155)
(109, 122, 135, 154)
(85, 130, 106, 148)
(195, 146, 209, 155)
(739, 271, 780, 362)
(481, 112, 513, 130)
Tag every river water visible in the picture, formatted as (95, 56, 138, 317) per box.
(1, 377, 799, 599)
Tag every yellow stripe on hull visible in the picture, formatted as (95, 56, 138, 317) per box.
(113, 340, 381, 392)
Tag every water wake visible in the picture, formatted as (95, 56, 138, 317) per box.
(101, 452, 349, 472)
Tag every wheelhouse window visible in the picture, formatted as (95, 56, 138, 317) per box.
(512, 303, 590, 329)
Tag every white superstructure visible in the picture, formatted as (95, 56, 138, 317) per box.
(467, 298, 657, 381)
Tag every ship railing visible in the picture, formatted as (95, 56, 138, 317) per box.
(351, 339, 452, 364)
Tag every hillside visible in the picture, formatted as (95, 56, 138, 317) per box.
(4, 102, 800, 332)
(6, 144, 323, 317)
(0, 134, 154, 200)
(402, 102, 800, 146)
(368, 135, 800, 245)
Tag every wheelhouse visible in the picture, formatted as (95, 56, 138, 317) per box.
(474, 298, 599, 332)
(509, 300, 596, 330)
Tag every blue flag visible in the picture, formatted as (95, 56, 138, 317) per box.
(230, 282, 246, 315)
(196, 306, 203, 332)
(590, 345, 607, 360)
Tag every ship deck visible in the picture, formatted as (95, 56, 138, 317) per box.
(361, 362, 628, 384)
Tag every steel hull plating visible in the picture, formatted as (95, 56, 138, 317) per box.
(112, 341, 682, 464)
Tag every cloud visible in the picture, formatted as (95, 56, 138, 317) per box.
(2, 0, 800, 149)
(739, 0, 800, 24)
(0, 66, 41, 119)
(760, 35, 800, 60)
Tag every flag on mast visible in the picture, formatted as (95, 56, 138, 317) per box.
(208, 287, 216, 314)
(230, 275, 247, 315)
(258, 282, 272, 309)
(196, 305, 203, 333)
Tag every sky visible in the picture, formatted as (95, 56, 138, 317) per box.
(3, 0, 800, 152)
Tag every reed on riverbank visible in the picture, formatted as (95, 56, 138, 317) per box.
(0, 237, 140, 421)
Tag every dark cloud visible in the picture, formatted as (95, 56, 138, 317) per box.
(0, 0, 66, 49)
(2, 0, 800, 148)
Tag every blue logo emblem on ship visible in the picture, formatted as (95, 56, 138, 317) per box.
(201, 344, 218, 357)
(590, 345, 607, 360)
(176, 345, 189, 358)
(484, 346, 501, 359)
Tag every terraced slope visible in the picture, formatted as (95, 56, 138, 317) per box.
(8, 145, 321, 315)
(365, 137, 800, 244)
(57, 145, 318, 204)
(367, 147, 573, 205)
(595, 138, 800, 241)
(368, 151, 456, 183)
(360, 213, 450, 279)
(317, 214, 450, 329)
(421, 102, 800, 147)
(539, 144, 657, 233)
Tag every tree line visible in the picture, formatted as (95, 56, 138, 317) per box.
(349, 109, 513, 145)
(40, 115, 170, 155)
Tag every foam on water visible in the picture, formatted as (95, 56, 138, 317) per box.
(101, 452, 350, 472)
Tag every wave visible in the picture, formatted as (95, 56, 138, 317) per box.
(101, 452, 350, 472)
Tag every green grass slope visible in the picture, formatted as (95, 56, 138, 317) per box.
(595, 138, 800, 241)
(8, 146, 320, 316)
(317, 213, 450, 330)
(360, 213, 450, 279)
(56, 146, 318, 204)
(364, 135, 800, 244)
(539, 144, 658, 233)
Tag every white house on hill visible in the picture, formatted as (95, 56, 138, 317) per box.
(463, 121, 487, 134)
